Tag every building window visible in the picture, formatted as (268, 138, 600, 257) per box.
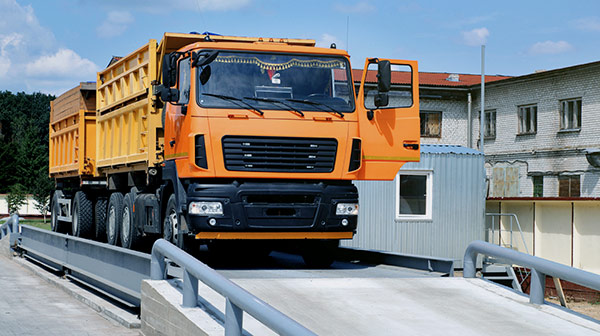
(420, 111, 441, 137)
(518, 104, 537, 134)
(558, 175, 580, 197)
(484, 109, 496, 139)
(559, 98, 582, 131)
(533, 176, 543, 197)
(396, 171, 432, 220)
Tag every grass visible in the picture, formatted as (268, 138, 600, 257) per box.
(20, 219, 51, 231)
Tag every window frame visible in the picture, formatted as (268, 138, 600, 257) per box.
(517, 104, 537, 135)
(532, 175, 543, 198)
(419, 110, 442, 138)
(395, 170, 433, 221)
(484, 109, 496, 139)
(558, 175, 580, 198)
(559, 97, 582, 132)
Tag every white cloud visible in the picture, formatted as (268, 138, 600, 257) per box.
(97, 11, 134, 38)
(461, 27, 489, 46)
(0, 33, 22, 78)
(528, 41, 573, 55)
(334, 2, 375, 13)
(82, 0, 250, 12)
(316, 33, 345, 50)
(573, 17, 600, 32)
(0, 0, 99, 93)
(26, 49, 99, 79)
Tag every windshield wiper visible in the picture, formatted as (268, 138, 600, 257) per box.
(243, 97, 304, 117)
(286, 98, 344, 118)
(201, 93, 264, 116)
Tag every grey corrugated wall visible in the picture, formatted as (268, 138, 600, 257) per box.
(342, 151, 486, 268)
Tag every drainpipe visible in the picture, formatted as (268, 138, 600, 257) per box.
(467, 92, 472, 148)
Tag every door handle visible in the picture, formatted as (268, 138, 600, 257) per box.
(403, 143, 419, 150)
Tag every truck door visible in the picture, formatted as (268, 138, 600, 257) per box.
(356, 59, 420, 180)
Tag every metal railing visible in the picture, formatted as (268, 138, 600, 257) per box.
(464, 240, 600, 304)
(19, 225, 151, 306)
(486, 213, 529, 253)
(485, 213, 531, 290)
(151, 239, 316, 336)
(0, 214, 19, 246)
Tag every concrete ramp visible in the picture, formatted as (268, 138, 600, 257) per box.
(143, 277, 600, 335)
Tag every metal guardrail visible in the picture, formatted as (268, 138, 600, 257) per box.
(464, 240, 600, 304)
(19, 225, 151, 306)
(0, 214, 19, 246)
(151, 239, 316, 336)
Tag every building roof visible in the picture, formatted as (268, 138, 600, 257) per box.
(421, 144, 483, 156)
(352, 69, 511, 87)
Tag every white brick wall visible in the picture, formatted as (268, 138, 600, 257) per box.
(420, 98, 469, 146)
(467, 63, 600, 197)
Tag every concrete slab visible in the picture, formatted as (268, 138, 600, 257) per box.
(0, 254, 140, 336)
(183, 277, 600, 335)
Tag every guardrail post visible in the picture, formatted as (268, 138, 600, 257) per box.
(182, 268, 198, 308)
(225, 298, 243, 336)
(150, 250, 166, 280)
(530, 269, 546, 304)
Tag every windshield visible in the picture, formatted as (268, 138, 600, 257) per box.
(196, 51, 355, 113)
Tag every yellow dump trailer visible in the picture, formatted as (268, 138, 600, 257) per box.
(49, 82, 96, 178)
(95, 41, 162, 174)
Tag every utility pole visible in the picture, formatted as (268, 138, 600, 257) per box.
(480, 45, 485, 153)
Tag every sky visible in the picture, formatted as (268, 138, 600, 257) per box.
(1, 0, 600, 95)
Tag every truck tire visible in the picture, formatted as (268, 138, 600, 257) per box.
(120, 192, 142, 249)
(106, 192, 124, 246)
(94, 198, 108, 242)
(72, 191, 94, 238)
(51, 190, 65, 233)
(163, 194, 178, 245)
(301, 240, 339, 269)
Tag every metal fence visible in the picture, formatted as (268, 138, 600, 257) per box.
(19, 225, 151, 306)
(0, 214, 19, 246)
(464, 240, 600, 304)
(151, 239, 316, 336)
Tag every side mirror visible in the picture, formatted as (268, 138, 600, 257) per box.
(377, 60, 391, 93)
(158, 87, 180, 103)
(161, 53, 178, 88)
(199, 65, 212, 85)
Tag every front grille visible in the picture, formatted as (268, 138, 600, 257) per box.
(222, 136, 337, 173)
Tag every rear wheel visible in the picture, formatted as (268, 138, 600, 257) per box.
(106, 193, 124, 245)
(120, 192, 142, 249)
(94, 198, 108, 242)
(72, 191, 93, 238)
(51, 190, 65, 233)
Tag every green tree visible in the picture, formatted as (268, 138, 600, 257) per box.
(32, 175, 54, 223)
(7, 183, 27, 215)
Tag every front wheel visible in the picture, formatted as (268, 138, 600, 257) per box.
(301, 240, 339, 268)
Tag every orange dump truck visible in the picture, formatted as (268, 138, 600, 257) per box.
(49, 32, 420, 266)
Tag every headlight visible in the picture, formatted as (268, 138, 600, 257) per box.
(189, 201, 223, 215)
(336, 203, 358, 216)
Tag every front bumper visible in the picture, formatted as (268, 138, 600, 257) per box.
(183, 180, 358, 236)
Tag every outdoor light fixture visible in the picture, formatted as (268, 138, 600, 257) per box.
(336, 203, 358, 216)
(189, 201, 224, 215)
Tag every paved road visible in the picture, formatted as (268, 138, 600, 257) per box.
(0, 254, 139, 336)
